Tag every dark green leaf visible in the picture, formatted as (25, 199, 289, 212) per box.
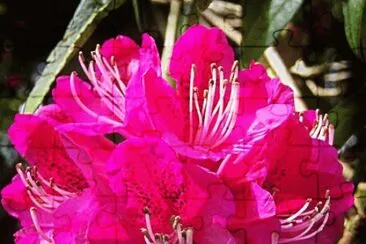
(240, 0, 303, 67)
(132, 0, 156, 33)
(343, 0, 366, 59)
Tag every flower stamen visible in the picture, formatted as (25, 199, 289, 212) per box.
(70, 71, 123, 127)
(303, 110, 335, 145)
(188, 61, 240, 149)
(141, 209, 193, 244)
(30, 207, 54, 243)
(277, 190, 331, 243)
(72, 44, 129, 127)
(15, 163, 75, 213)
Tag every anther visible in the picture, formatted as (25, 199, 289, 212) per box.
(144, 207, 151, 215)
(172, 216, 181, 229)
(79, 51, 85, 62)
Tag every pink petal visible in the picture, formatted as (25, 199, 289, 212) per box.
(231, 217, 280, 244)
(53, 189, 133, 242)
(140, 33, 162, 76)
(57, 125, 115, 188)
(195, 224, 237, 244)
(264, 113, 354, 236)
(228, 183, 279, 244)
(124, 67, 161, 137)
(100, 33, 161, 82)
(52, 75, 120, 130)
(35, 104, 73, 125)
(100, 35, 140, 83)
(8, 114, 88, 191)
(169, 25, 234, 121)
(225, 62, 294, 146)
(299, 109, 317, 130)
(142, 69, 184, 139)
(14, 228, 43, 244)
(181, 164, 235, 228)
(106, 138, 184, 233)
(1, 176, 33, 227)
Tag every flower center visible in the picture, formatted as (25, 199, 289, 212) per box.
(70, 44, 126, 127)
(16, 163, 76, 213)
(273, 190, 331, 243)
(141, 207, 193, 244)
(16, 163, 76, 243)
(188, 61, 240, 149)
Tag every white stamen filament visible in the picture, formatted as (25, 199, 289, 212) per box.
(142, 209, 193, 244)
(94, 45, 126, 94)
(144, 208, 156, 243)
(15, 163, 75, 212)
(30, 207, 54, 243)
(87, 62, 126, 120)
(328, 124, 335, 146)
(280, 199, 312, 224)
(70, 72, 123, 127)
(306, 110, 334, 145)
(209, 82, 240, 148)
(72, 44, 128, 127)
(188, 61, 240, 149)
(188, 65, 195, 143)
(193, 89, 203, 131)
(277, 191, 331, 243)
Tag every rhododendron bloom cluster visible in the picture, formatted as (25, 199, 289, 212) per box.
(1, 25, 353, 244)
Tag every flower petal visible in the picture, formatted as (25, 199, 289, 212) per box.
(1, 176, 33, 227)
(228, 182, 280, 244)
(8, 113, 88, 191)
(169, 25, 234, 122)
(143, 69, 185, 139)
(52, 75, 120, 128)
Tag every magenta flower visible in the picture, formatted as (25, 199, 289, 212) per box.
(1, 104, 115, 243)
(218, 110, 354, 243)
(101, 138, 236, 243)
(3, 132, 238, 243)
(53, 34, 161, 137)
(52, 25, 294, 160)
(2, 24, 353, 244)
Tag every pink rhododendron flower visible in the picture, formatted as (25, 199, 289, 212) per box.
(218, 110, 354, 243)
(3, 134, 238, 243)
(1, 104, 115, 243)
(1, 24, 354, 244)
(52, 25, 294, 160)
(53, 33, 161, 137)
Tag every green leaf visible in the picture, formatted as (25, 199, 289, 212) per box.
(23, 0, 127, 114)
(343, 0, 366, 59)
(240, 0, 303, 67)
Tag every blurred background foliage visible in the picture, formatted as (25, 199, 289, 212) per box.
(1, 0, 366, 243)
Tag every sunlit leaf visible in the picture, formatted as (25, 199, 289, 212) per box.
(240, 0, 303, 67)
(343, 0, 366, 59)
